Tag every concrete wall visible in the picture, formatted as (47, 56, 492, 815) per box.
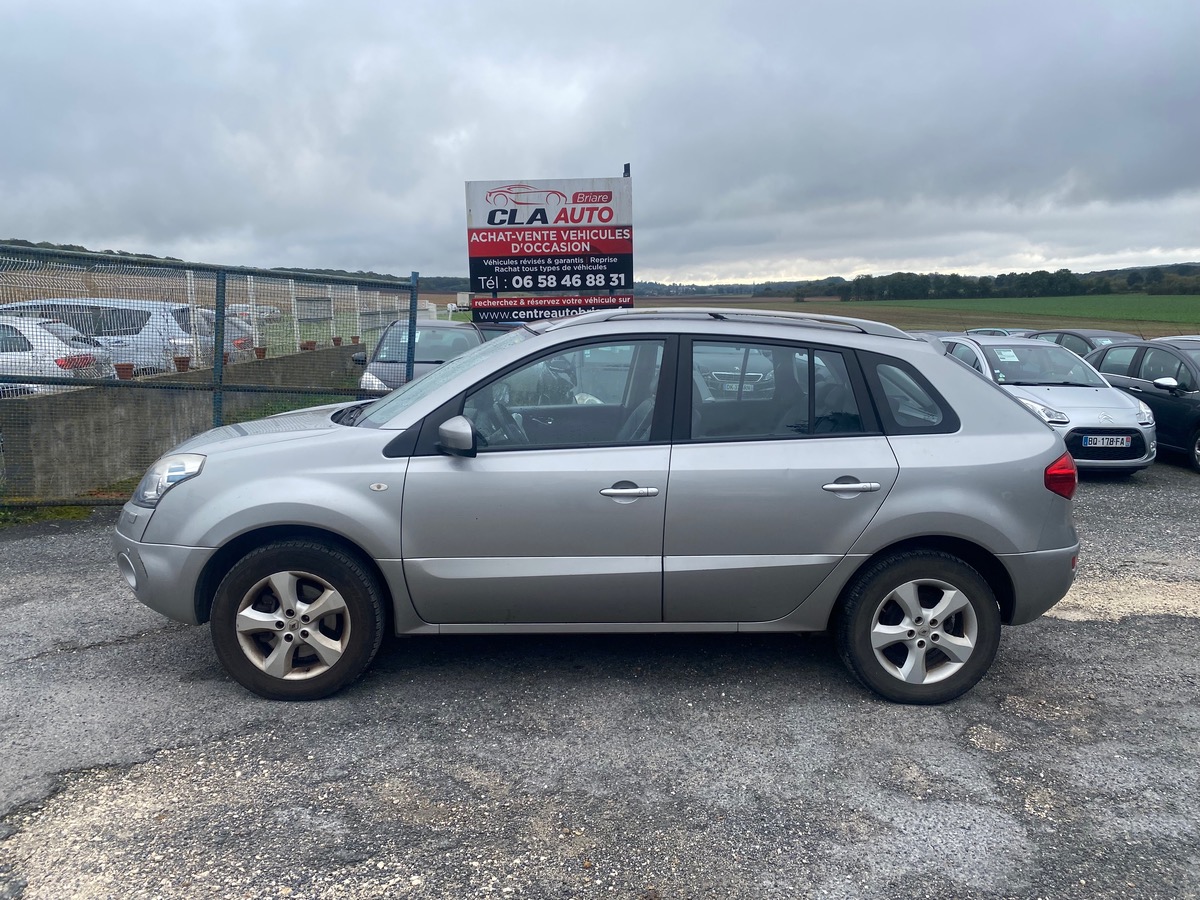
(0, 346, 362, 500)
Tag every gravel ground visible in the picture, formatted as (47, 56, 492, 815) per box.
(0, 456, 1198, 899)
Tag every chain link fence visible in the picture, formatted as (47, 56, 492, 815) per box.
(0, 245, 421, 507)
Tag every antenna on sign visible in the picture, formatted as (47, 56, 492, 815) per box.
(623, 163, 630, 177)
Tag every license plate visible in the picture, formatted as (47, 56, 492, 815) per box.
(722, 383, 752, 392)
(1082, 435, 1131, 448)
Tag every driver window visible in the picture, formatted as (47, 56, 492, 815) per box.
(463, 340, 665, 451)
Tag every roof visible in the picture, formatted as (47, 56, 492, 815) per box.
(541, 307, 915, 340)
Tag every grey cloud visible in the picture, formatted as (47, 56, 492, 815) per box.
(1, 0, 1197, 282)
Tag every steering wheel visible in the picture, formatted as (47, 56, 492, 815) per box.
(478, 400, 529, 445)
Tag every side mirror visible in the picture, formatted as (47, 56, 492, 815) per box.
(1153, 376, 1180, 392)
(351, 351, 367, 367)
(437, 415, 477, 458)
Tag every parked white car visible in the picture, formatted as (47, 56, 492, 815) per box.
(0, 298, 256, 373)
(0, 315, 118, 396)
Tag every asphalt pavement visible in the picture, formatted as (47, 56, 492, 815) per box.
(1, 456, 1198, 899)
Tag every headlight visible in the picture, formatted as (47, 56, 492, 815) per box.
(132, 453, 206, 508)
(1017, 398, 1070, 425)
(359, 371, 390, 391)
(1137, 400, 1154, 426)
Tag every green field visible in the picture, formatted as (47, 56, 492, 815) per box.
(639, 293, 1200, 337)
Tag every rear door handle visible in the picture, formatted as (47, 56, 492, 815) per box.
(821, 481, 881, 494)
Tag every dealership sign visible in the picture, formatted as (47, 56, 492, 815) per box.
(465, 177, 633, 319)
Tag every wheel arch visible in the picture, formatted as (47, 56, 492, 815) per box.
(837, 536, 1016, 625)
(193, 524, 393, 626)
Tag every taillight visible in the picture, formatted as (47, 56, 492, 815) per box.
(55, 354, 94, 370)
(1044, 452, 1077, 499)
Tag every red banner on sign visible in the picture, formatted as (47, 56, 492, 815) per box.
(467, 227, 633, 258)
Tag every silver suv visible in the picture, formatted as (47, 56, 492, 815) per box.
(113, 308, 1080, 704)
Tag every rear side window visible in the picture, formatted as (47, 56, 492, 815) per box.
(862, 353, 960, 435)
(1094, 345, 1137, 377)
(0, 325, 32, 353)
(1138, 348, 1184, 383)
(94, 307, 151, 336)
(688, 340, 865, 440)
(946, 342, 984, 372)
(1059, 334, 1090, 356)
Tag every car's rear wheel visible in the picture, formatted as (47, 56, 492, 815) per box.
(210, 540, 386, 700)
(835, 551, 1001, 704)
(1189, 428, 1200, 471)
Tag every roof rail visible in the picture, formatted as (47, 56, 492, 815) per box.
(543, 306, 915, 340)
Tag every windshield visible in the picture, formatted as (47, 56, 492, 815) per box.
(357, 327, 531, 427)
(374, 325, 482, 364)
(982, 343, 1107, 387)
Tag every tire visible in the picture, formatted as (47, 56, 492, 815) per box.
(210, 540, 386, 700)
(835, 551, 1001, 705)
(1190, 428, 1200, 472)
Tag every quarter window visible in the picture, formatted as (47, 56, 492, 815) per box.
(863, 354, 960, 435)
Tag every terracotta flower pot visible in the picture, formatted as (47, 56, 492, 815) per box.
(173, 356, 191, 372)
(351, 335, 360, 344)
(300, 340, 317, 351)
(254, 346, 267, 359)
(332, 336, 343, 346)
(114, 363, 135, 380)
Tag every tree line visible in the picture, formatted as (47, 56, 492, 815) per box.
(814, 265, 1200, 302)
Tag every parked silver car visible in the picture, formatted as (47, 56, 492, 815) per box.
(354, 321, 485, 392)
(942, 335, 1156, 473)
(114, 308, 1080, 704)
(0, 315, 118, 396)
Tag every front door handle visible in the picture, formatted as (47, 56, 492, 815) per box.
(821, 480, 881, 494)
(600, 486, 660, 499)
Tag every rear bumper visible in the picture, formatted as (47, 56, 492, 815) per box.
(1001, 543, 1080, 625)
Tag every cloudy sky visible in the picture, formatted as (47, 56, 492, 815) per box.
(2, 0, 1198, 284)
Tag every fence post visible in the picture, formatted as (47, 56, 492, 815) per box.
(213, 271, 226, 427)
(404, 272, 419, 384)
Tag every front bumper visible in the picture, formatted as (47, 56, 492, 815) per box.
(113, 507, 215, 625)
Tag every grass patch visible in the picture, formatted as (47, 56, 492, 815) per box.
(657, 293, 1200, 336)
(0, 504, 95, 527)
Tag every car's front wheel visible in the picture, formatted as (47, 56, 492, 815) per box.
(1189, 427, 1200, 471)
(835, 551, 1001, 704)
(210, 540, 386, 700)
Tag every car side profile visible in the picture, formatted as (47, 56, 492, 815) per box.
(114, 308, 1080, 705)
(941, 335, 1156, 473)
(1086, 338, 1200, 469)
